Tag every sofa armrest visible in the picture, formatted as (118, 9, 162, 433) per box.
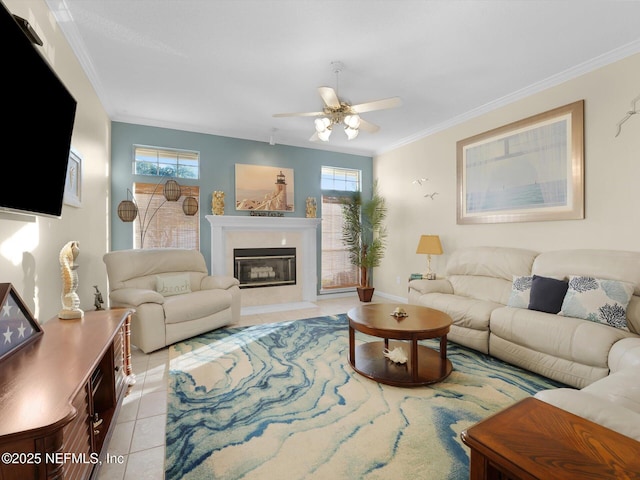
(535, 388, 640, 442)
(408, 279, 453, 295)
(608, 337, 640, 373)
(201, 275, 241, 291)
(110, 288, 164, 307)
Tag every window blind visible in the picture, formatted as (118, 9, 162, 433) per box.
(321, 195, 358, 290)
(133, 182, 199, 249)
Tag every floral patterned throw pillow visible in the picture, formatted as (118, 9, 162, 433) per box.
(507, 275, 533, 309)
(559, 276, 634, 331)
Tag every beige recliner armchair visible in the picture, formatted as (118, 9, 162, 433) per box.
(103, 248, 240, 353)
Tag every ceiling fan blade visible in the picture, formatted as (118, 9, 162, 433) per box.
(273, 111, 325, 118)
(350, 96, 402, 114)
(318, 86, 341, 109)
(358, 118, 380, 133)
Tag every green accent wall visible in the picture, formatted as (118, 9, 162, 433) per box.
(110, 122, 373, 292)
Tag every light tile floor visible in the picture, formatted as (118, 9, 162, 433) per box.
(98, 294, 396, 480)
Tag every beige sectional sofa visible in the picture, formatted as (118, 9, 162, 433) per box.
(409, 247, 539, 356)
(535, 337, 640, 441)
(408, 246, 640, 441)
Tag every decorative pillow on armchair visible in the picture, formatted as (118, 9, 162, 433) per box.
(507, 275, 533, 308)
(559, 276, 634, 331)
(156, 273, 192, 297)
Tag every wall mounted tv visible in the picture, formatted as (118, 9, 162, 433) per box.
(1, 0, 77, 218)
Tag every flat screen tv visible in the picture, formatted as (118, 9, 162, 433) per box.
(1, 0, 77, 218)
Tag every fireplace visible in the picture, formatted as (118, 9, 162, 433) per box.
(234, 247, 296, 289)
(207, 215, 321, 308)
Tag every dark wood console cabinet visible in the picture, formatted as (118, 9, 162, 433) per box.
(0, 309, 134, 480)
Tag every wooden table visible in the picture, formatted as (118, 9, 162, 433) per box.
(461, 397, 640, 480)
(347, 303, 453, 387)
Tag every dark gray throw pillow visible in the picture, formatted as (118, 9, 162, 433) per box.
(528, 274, 569, 314)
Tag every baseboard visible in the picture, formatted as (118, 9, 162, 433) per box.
(373, 290, 408, 304)
(241, 301, 317, 316)
(239, 291, 407, 316)
(318, 289, 408, 304)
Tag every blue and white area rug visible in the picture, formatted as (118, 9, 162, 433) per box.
(166, 314, 565, 480)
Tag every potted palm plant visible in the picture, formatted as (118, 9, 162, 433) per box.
(341, 180, 388, 302)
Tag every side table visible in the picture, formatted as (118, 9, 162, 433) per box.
(461, 397, 640, 480)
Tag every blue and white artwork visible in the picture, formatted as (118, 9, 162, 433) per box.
(457, 101, 584, 224)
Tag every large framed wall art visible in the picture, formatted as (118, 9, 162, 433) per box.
(235, 164, 295, 212)
(456, 100, 584, 224)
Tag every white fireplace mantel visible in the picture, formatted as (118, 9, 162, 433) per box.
(206, 215, 322, 303)
(207, 215, 321, 232)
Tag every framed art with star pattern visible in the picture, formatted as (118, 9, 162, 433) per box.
(0, 283, 42, 362)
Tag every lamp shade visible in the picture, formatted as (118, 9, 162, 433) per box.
(344, 126, 359, 140)
(317, 128, 332, 141)
(117, 200, 138, 222)
(315, 117, 331, 133)
(182, 196, 199, 216)
(163, 180, 181, 201)
(416, 235, 443, 255)
(344, 114, 360, 129)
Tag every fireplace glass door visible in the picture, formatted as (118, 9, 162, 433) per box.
(234, 248, 296, 288)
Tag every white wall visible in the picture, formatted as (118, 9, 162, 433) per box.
(1, 0, 111, 322)
(374, 53, 640, 300)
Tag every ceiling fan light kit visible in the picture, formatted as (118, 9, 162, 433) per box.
(344, 115, 360, 129)
(273, 61, 401, 143)
(315, 117, 331, 140)
(345, 126, 359, 140)
(313, 113, 361, 142)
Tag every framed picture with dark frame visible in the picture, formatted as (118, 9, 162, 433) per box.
(0, 283, 43, 362)
(456, 100, 584, 224)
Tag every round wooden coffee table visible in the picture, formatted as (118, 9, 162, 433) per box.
(347, 303, 453, 387)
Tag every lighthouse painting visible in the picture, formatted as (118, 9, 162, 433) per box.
(235, 164, 295, 212)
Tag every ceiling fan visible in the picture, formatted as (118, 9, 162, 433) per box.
(273, 61, 402, 142)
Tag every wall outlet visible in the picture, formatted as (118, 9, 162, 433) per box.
(396, 276, 401, 284)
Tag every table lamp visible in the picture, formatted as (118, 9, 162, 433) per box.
(416, 235, 443, 279)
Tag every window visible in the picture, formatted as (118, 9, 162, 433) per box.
(321, 166, 360, 191)
(320, 167, 361, 291)
(133, 182, 199, 249)
(134, 146, 200, 179)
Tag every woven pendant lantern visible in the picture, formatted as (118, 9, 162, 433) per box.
(182, 196, 199, 216)
(117, 200, 138, 222)
(163, 180, 181, 201)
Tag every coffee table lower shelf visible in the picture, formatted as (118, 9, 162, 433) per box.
(350, 340, 452, 387)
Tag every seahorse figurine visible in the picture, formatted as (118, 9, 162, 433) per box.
(58, 240, 84, 319)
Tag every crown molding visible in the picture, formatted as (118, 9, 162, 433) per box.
(376, 39, 640, 157)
